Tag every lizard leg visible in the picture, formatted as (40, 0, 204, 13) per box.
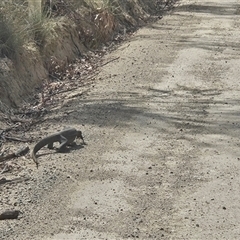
(48, 142, 54, 149)
(67, 141, 77, 147)
(58, 135, 68, 152)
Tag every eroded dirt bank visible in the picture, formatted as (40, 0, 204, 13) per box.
(1, 0, 240, 239)
(0, 0, 165, 107)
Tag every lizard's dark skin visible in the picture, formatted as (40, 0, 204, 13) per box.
(32, 128, 85, 168)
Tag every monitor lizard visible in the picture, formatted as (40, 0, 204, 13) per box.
(31, 128, 85, 168)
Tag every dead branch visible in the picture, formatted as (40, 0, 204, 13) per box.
(0, 210, 20, 220)
(4, 136, 30, 143)
(0, 177, 30, 185)
(100, 56, 120, 67)
(0, 146, 29, 162)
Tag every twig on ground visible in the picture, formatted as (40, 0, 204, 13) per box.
(0, 165, 8, 174)
(4, 136, 30, 142)
(100, 56, 120, 67)
(0, 210, 20, 220)
(0, 146, 29, 162)
(0, 177, 29, 185)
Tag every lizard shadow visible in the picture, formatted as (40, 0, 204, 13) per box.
(36, 143, 85, 158)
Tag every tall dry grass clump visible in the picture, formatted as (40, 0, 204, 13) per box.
(0, 4, 26, 62)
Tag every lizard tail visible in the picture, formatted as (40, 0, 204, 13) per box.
(31, 150, 39, 168)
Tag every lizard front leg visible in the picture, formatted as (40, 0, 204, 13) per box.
(58, 135, 69, 152)
(48, 142, 54, 149)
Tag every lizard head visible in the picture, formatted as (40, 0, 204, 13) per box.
(77, 131, 86, 144)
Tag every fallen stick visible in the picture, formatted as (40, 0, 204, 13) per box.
(0, 164, 9, 174)
(0, 146, 29, 162)
(0, 177, 30, 185)
(100, 56, 120, 67)
(4, 136, 30, 143)
(0, 153, 15, 162)
(0, 210, 20, 220)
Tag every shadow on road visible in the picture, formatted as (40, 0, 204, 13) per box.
(176, 2, 240, 16)
(49, 85, 240, 148)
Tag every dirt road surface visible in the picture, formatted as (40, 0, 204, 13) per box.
(1, 0, 240, 239)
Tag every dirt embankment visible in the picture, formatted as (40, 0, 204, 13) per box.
(0, 0, 173, 108)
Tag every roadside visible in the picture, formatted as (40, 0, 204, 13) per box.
(0, 0, 167, 107)
(1, 0, 240, 239)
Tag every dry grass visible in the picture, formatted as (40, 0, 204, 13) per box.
(0, 3, 26, 61)
(0, 0, 171, 62)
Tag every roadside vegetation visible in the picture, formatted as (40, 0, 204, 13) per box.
(0, 0, 176, 107)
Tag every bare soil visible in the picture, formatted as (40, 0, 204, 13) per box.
(1, 0, 240, 239)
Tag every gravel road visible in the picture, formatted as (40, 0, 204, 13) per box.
(1, 0, 240, 239)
